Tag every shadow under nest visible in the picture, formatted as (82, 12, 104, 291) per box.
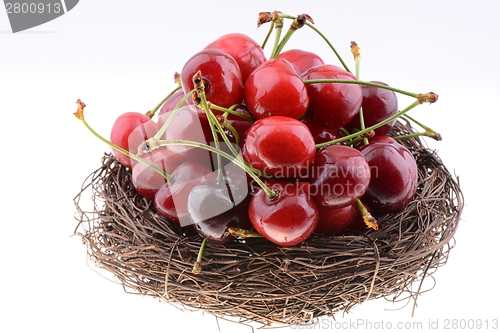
(73, 118, 463, 327)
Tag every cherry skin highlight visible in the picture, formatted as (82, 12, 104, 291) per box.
(243, 58, 309, 120)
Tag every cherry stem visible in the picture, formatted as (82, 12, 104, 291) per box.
(192, 238, 207, 274)
(271, 14, 313, 58)
(279, 14, 352, 74)
(260, 20, 275, 49)
(75, 112, 173, 182)
(159, 139, 275, 199)
(208, 103, 254, 121)
(153, 90, 194, 141)
(355, 200, 378, 230)
(316, 100, 421, 149)
(227, 227, 264, 238)
(145, 84, 181, 118)
(392, 131, 442, 141)
(351, 41, 361, 79)
(269, 16, 284, 59)
(303, 79, 421, 99)
(403, 114, 441, 138)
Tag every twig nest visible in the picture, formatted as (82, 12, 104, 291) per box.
(74, 119, 463, 326)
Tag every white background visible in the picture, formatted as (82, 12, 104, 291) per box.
(1, 1, 499, 332)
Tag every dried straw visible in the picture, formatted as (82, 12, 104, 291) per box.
(73, 118, 463, 326)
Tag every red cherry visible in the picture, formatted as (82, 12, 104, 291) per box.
(301, 116, 345, 145)
(204, 33, 267, 83)
(110, 112, 157, 169)
(301, 64, 363, 128)
(248, 180, 318, 247)
(314, 203, 356, 235)
(344, 81, 398, 136)
(310, 145, 371, 209)
(244, 58, 309, 120)
(181, 49, 244, 115)
(131, 148, 179, 201)
(153, 161, 214, 227)
(277, 49, 324, 75)
(158, 106, 212, 166)
(244, 116, 316, 178)
(157, 90, 188, 129)
(358, 136, 418, 213)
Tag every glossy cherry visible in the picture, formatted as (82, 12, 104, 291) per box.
(153, 161, 214, 227)
(131, 148, 178, 201)
(344, 81, 398, 136)
(277, 49, 324, 75)
(310, 145, 371, 209)
(204, 33, 267, 83)
(244, 58, 309, 120)
(244, 116, 316, 178)
(358, 136, 418, 213)
(110, 111, 157, 169)
(301, 64, 363, 128)
(314, 203, 356, 235)
(181, 49, 244, 115)
(301, 116, 345, 145)
(248, 180, 318, 247)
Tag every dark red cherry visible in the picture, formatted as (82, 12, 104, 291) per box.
(314, 203, 356, 235)
(301, 116, 345, 145)
(310, 145, 371, 209)
(188, 173, 250, 244)
(358, 136, 418, 213)
(204, 33, 267, 83)
(301, 64, 363, 128)
(131, 148, 179, 201)
(344, 81, 398, 136)
(277, 49, 324, 75)
(181, 49, 244, 115)
(110, 112, 157, 170)
(244, 116, 316, 178)
(244, 58, 309, 120)
(153, 161, 214, 228)
(248, 179, 318, 247)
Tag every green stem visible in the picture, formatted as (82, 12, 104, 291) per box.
(209, 103, 254, 121)
(153, 90, 194, 140)
(316, 100, 421, 149)
(80, 119, 173, 182)
(192, 238, 207, 274)
(147, 85, 181, 118)
(392, 131, 442, 141)
(261, 21, 275, 49)
(160, 139, 275, 199)
(303, 79, 420, 99)
(269, 18, 284, 59)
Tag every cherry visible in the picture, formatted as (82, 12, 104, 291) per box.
(314, 203, 356, 235)
(131, 148, 178, 201)
(343, 200, 373, 234)
(110, 111, 157, 169)
(244, 116, 316, 178)
(188, 168, 251, 244)
(344, 81, 398, 136)
(158, 106, 213, 166)
(243, 58, 309, 120)
(153, 161, 214, 228)
(358, 136, 418, 213)
(204, 33, 267, 83)
(301, 116, 345, 145)
(181, 49, 244, 115)
(301, 64, 363, 128)
(248, 179, 318, 247)
(157, 89, 188, 129)
(277, 49, 324, 75)
(309, 145, 371, 209)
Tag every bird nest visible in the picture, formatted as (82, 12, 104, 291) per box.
(73, 118, 464, 327)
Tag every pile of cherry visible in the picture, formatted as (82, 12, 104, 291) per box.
(86, 13, 438, 253)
